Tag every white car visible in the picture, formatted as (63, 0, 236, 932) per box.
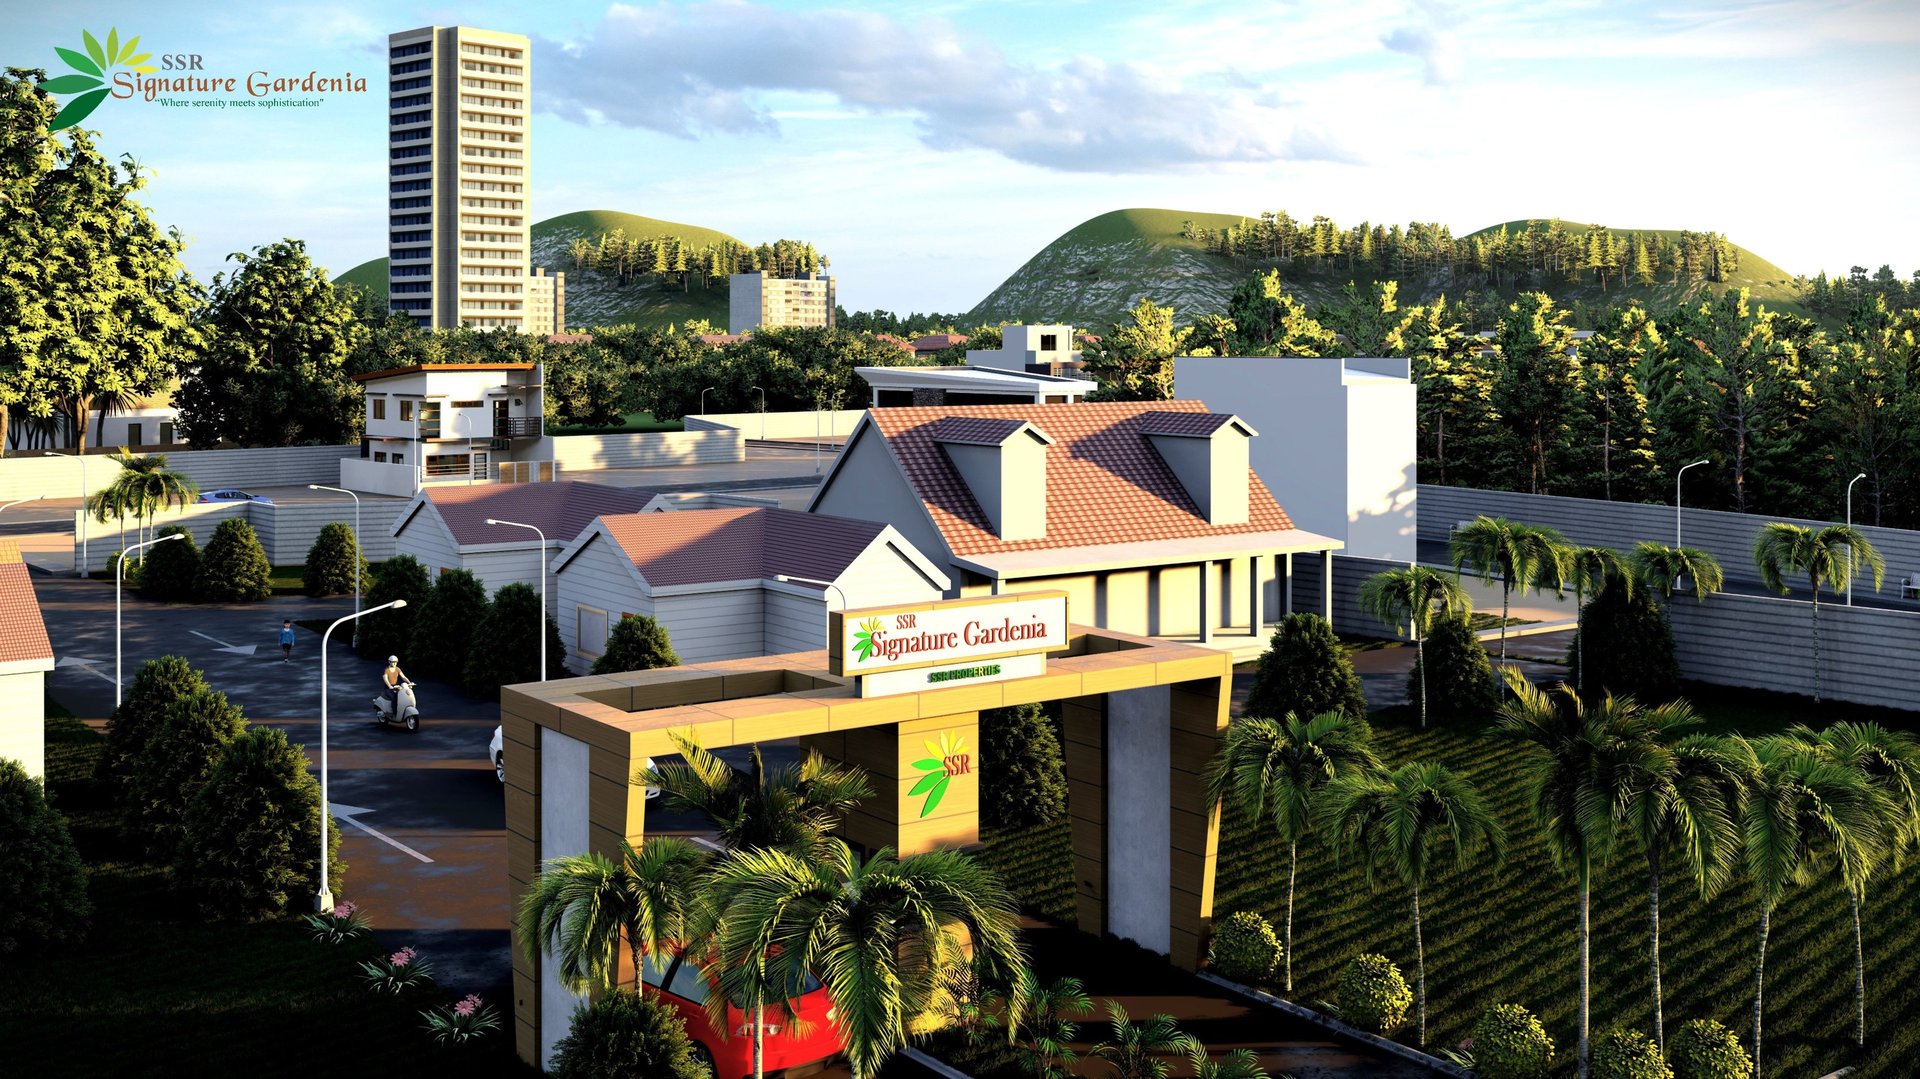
(491, 725, 657, 797)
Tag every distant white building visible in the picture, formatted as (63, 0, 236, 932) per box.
(552, 507, 948, 669)
(344, 362, 550, 496)
(729, 271, 836, 334)
(856, 364, 1096, 407)
(965, 324, 1081, 373)
(1175, 355, 1416, 562)
(523, 268, 566, 335)
(0, 550, 54, 780)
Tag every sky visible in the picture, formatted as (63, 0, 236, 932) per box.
(10, 0, 1920, 314)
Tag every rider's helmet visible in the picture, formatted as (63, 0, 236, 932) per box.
(387, 655, 399, 665)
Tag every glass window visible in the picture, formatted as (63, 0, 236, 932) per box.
(641, 952, 673, 990)
(1040, 334, 1058, 351)
(372, 398, 386, 421)
(400, 400, 414, 422)
(666, 957, 710, 1004)
(578, 607, 608, 656)
(374, 452, 388, 463)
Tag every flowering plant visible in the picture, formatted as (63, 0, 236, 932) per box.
(359, 945, 434, 994)
(302, 901, 371, 945)
(421, 994, 502, 1045)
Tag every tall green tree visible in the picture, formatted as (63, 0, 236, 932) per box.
(1750, 522, 1884, 703)
(639, 735, 871, 854)
(1402, 296, 1494, 488)
(695, 839, 1026, 1079)
(1225, 270, 1337, 357)
(1787, 722, 1920, 1046)
(1449, 516, 1571, 670)
(178, 239, 367, 446)
(1317, 761, 1505, 1048)
(1358, 566, 1472, 728)
(1575, 304, 1662, 501)
(1629, 542, 1725, 602)
(516, 836, 707, 995)
(1322, 280, 1403, 357)
(88, 450, 196, 552)
(1489, 293, 1582, 493)
(1492, 671, 1664, 1079)
(1204, 711, 1379, 991)
(1734, 736, 1886, 1079)
(1083, 298, 1192, 401)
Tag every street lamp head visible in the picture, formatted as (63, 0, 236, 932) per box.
(485, 518, 500, 525)
(390, 599, 407, 609)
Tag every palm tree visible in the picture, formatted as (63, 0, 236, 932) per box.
(1751, 522, 1885, 703)
(1449, 516, 1571, 671)
(1734, 736, 1886, 1078)
(1316, 760, 1505, 1048)
(1565, 546, 1633, 698)
(1621, 725, 1749, 1052)
(1014, 969, 1092, 1079)
(90, 450, 198, 554)
(1092, 1001, 1198, 1079)
(1789, 721, 1920, 1046)
(1203, 711, 1379, 992)
(514, 836, 707, 995)
(694, 838, 1027, 1079)
(1629, 541, 1725, 602)
(639, 734, 872, 853)
(1358, 567, 1472, 728)
(1185, 1045, 1272, 1079)
(1491, 669, 1661, 1079)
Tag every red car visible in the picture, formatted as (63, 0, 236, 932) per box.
(641, 951, 845, 1079)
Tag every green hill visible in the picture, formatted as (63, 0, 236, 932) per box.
(331, 210, 747, 329)
(969, 207, 1809, 328)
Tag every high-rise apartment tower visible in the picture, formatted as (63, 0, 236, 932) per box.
(387, 26, 531, 330)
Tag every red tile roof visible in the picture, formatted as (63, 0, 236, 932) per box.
(911, 333, 969, 351)
(926, 417, 1048, 447)
(0, 563, 53, 666)
(594, 508, 891, 588)
(1137, 411, 1245, 437)
(420, 482, 660, 547)
(864, 401, 1294, 557)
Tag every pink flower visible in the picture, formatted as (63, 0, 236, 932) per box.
(1459, 1038, 1474, 1050)
(454, 994, 480, 1018)
(391, 947, 416, 967)
(333, 901, 356, 918)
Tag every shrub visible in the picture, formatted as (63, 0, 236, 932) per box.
(125, 690, 249, 858)
(196, 518, 271, 601)
(302, 521, 367, 597)
(463, 583, 567, 697)
(1569, 583, 1680, 702)
(1245, 613, 1368, 723)
(591, 613, 680, 675)
(1470, 1003, 1555, 1079)
(1208, 910, 1282, 985)
(139, 525, 201, 601)
(1667, 1019, 1751, 1079)
(0, 759, 91, 954)
(1593, 1028, 1673, 1079)
(174, 728, 343, 920)
(99, 656, 209, 789)
(408, 568, 489, 681)
(357, 554, 431, 662)
(1338, 953, 1412, 1034)
(1408, 614, 1496, 721)
(549, 990, 709, 1079)
(982, 702, 1067, 829)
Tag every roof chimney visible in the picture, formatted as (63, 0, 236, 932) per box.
(930, 417, 1053, 540)
(1140, 411, 1256, 525)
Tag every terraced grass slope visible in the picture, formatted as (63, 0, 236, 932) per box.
(331, 209, 746, 330)
(969, 207, 1809, 328)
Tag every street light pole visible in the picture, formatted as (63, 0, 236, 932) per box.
(309, 484, 363, 642)
(774, 573, 850, 615)
(1847, 472, 1866, 606)
(486, 518, 549, 680)
(0, 495, 46, 514)
(317, 597, 408, 912)
(700, 386, 716, 416)
(117, 532, 183, 708)
(752, 385, 765, 441)
(1675, 459, 1709, 548)
(44, 451, 87, 576)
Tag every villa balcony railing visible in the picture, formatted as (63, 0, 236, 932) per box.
(494, 417, 540, 438)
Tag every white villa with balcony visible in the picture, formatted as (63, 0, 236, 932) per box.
(343, 362, 551, 496)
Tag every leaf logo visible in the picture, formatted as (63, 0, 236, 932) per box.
(908, 731, 967, 818)
(851, 617, 883, 663)
(44, 29, 155, 131)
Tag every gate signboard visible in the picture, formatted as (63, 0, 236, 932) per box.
(828, 591, 1069, 698)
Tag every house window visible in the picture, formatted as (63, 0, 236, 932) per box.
(400, 400, 414, 422)
(393, 453, 404, 465)
(372, 398, 387, 421)
(578, 606, 609, 656)
(1040, 333, 1058, 351)
(159, 422, 174, 445)
(424, 453, 470, 477)
(127, 423, 143, 446)
(451, 400, 482, 408)
(374, 451, 388, 463)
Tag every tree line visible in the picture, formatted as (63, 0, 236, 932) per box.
(562, 230, 828, 293)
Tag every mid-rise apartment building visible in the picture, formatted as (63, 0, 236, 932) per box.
(729, 271, 837, 334)
(387, 25, 532, 330)
(524, 267, 565, 335)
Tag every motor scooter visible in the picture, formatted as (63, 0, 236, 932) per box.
(374, 680, 422, 732)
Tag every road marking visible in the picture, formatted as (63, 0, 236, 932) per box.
(329, 802, 435, 864)
(55, 655, 117, 685)
(189, 629, 258, 656)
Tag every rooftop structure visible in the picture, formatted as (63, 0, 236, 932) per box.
(728, 271, 836, 334)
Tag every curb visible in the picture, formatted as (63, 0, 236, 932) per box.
(904, 1046, 977, 1078)
(1196, 970, 1469, 1077)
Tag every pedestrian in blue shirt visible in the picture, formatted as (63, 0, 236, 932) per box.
(279, 619, 296, 662)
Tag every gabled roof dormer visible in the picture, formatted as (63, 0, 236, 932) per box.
(1138, 411, 1256, 526)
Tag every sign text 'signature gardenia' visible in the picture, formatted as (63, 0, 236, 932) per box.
(829, 592, 1068, 698)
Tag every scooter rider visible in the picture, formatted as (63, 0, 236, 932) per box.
(383, 656, 410, 706)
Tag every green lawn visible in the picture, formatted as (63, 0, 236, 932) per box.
(549, 410, 684, 436)
(979, 684, 1920, 1078)
(0, 705, 533, 1076)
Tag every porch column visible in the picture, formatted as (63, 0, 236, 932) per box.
(1248, 554, 1264, 636)
(1282, 552, 1294, 615)
(1320, 549, 1334, 623)
(1197, 562, 1215, 644)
